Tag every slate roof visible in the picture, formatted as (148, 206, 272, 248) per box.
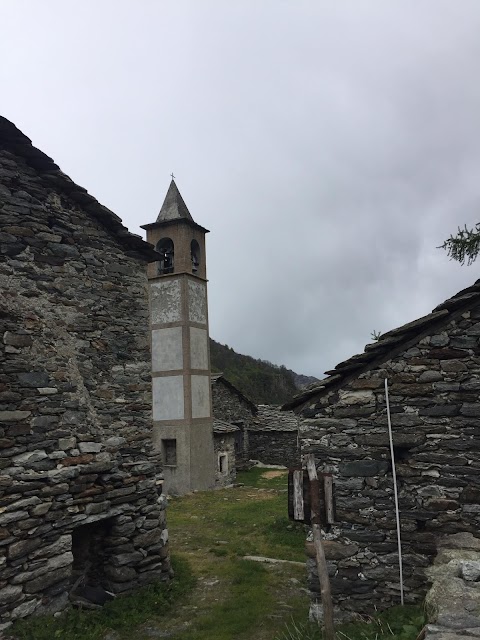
(213, 419, 240, 435)
(283, 278, 480, 411)
(0, 116, 160, 261)
(157, 179, 194, 223)
(249, 405, 299, 432)
(211, 373, 258, 414)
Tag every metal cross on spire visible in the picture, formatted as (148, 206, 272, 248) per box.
(170, 173, 175, 180)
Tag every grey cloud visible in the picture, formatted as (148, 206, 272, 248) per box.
(2, 1, 480, 377)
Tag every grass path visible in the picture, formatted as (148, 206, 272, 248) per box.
(148, 468, 310, 640)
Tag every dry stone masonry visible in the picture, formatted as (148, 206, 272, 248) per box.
(248, 405, 300, 467)
(0, 117, 170, 629)
(286, 281, 480, 618)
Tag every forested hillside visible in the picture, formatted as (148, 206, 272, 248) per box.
(209, 339, 318, 405)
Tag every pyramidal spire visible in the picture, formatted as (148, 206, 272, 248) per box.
(157, 179, 194, 223)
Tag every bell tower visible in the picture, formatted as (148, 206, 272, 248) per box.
(141, 180, 215, 494)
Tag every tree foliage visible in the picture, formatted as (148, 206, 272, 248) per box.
(209, 339, 299, 405)
(440, 224, 480, 265)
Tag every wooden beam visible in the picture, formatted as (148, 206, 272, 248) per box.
(305, 454, 335, 640)
(324, 474, 334, 525)
(293, 470, 304, 521)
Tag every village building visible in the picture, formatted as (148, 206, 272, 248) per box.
(284, 279, 480, 619)
(213, 419, 239, 487)
(211, 372, 257, 469)
(211, 373, 300, 469)
(250, 405, 300, 468)
(141, 182, 216, 496)
(0, 117, 170, 628)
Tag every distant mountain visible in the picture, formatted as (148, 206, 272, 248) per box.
(291, 373, 320, 389)
(209, 338, 320, 405)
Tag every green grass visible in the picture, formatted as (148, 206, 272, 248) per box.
(175, 560, 275, 640)
(237, 466, 290, 489)
(275, 604, 426, 640)
(10, 555, 195, 640)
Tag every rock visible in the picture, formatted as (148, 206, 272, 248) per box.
(460, 561, 480, 582)
(25, 565, 71, 593)
(78, 442, 102, 454)
(12, 450, 48, 465)
(0, 410, 31, 422)
(305, 540, 359, 560)
(17, 372, 49, 387)
(440, 533, 480, 551)
(10, 598, 39, 619)
(340, 460, 390, 477)
(8, 537, 42, 560)
(3, 332, 33, 347)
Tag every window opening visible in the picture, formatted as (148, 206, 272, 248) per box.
(191, 240, 200, 273)
(219, 453, 228, 475)
(156, 238, 174, 275)
(162, 439, 177, 466)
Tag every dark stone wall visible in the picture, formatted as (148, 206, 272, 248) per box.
(0, 148, 170, 628)
(247, 430, 299, 467)
(299, 303, 480, 617)
(211, 380, 256, 465)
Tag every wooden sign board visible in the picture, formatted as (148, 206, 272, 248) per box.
(288, 468, 335, 528)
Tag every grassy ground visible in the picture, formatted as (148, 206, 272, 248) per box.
(9, 468, 426, 640)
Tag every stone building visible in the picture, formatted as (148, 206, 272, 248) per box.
(141, 181, 215, 495)
(248, 405, 300, 467)
(284, 280, 480, 618)
(0, 117, 170, 628)
(211, 375, 300, 468)
(211, 373, 257, 468)
(213, 419, 239, 487)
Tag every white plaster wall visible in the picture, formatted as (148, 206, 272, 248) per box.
(151, 280, 181, 325)
(190, 327, 208, 370)
(188, 281, 207, 325)
(152, 327, 183, 372)
(191, 375, 211, 418)
(153, 376, 185, 420)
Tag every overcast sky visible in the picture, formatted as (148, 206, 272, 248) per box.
(2, 1, 480, 378)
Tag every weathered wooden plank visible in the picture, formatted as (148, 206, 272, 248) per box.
(305, 454, 335, 639)
(324, 474, 335, 524)
(293, 470, 304, 521)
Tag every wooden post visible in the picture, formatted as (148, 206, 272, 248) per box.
(293, 469, 304, 521)
(305, 454, 335, 640)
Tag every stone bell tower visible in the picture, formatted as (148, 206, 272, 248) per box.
(141, 180, 215, 494)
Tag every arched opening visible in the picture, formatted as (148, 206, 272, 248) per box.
(156, 238, 174, 275)
(191, 239, 200, 273)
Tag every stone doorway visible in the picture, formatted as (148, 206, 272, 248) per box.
(71, 519, 114, 605)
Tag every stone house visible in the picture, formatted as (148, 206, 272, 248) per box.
(249, 405, 300, 467)
(211, 373, 257, 468)
(213, 419, 239, 487)
(0, 117, 170, 628)
(284, 280, 480, 618)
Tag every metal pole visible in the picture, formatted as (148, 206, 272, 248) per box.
(385, 378, 404, 605)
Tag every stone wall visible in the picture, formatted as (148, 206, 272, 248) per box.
(247, 431, 299, 467)
(211, 375, 257, 466)
(0, 135, 170, 628)
(248, 405, 300, 467)
(299, 302, 480, 617)
(425, 532, 480, 636)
